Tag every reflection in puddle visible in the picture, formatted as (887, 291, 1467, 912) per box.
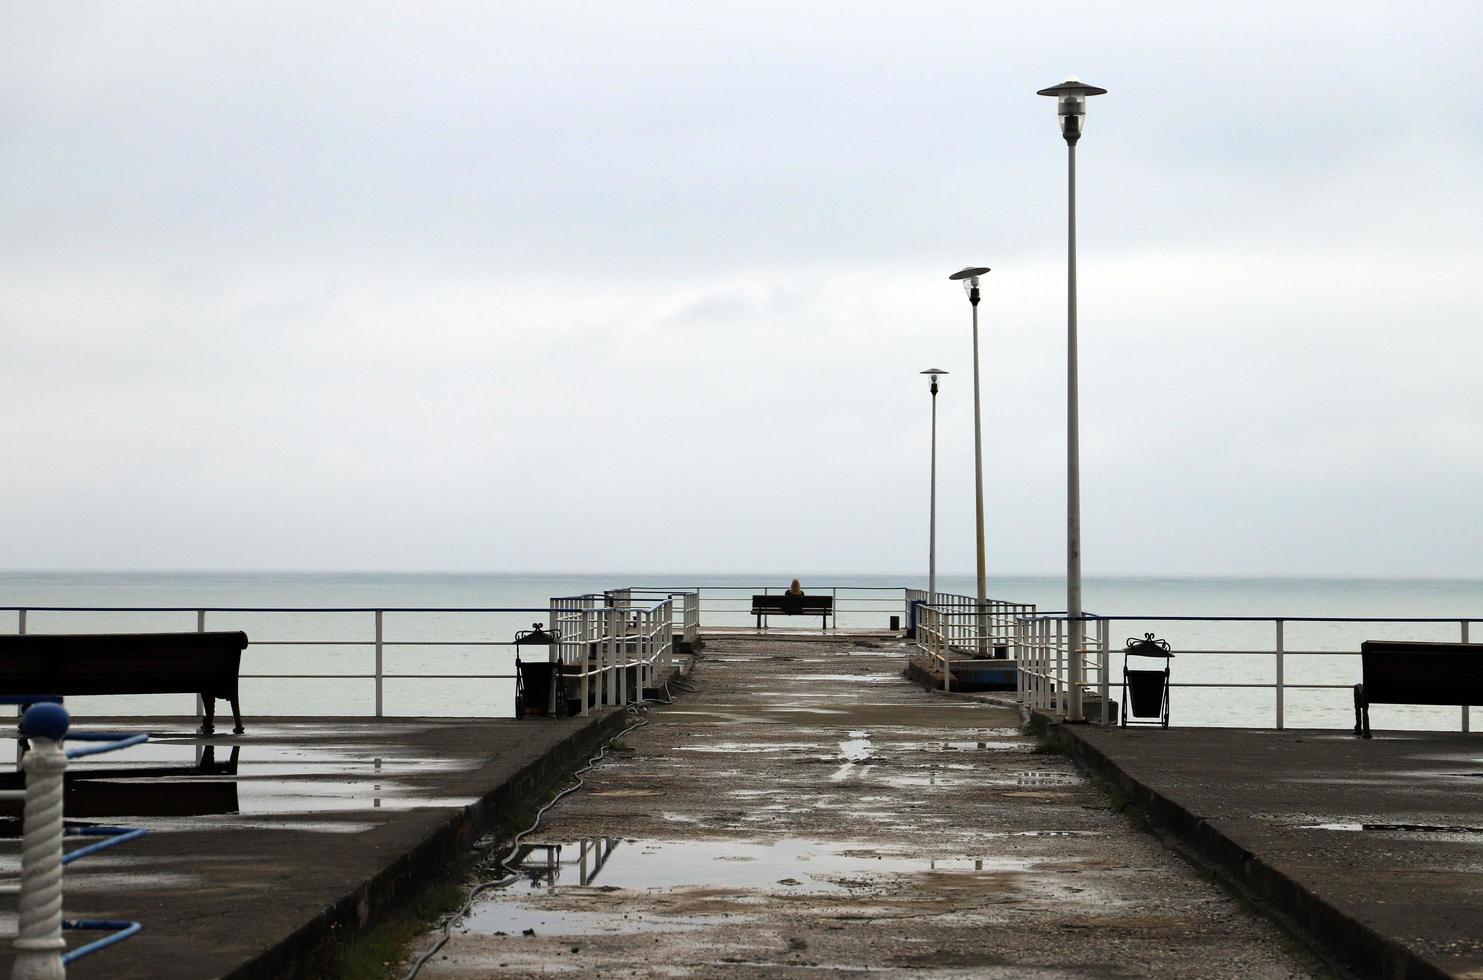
(466, 837, 1038, 936)
(838, 731, 873, 762)
(0, 738, 477, 820)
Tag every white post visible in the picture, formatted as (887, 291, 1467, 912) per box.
(1275, 620, 1285, 730)
(196, 609, 207, 721)
(13, 731, 67, 980)
(374, 610, 384, 718)
(970, 299, 988, 658)
(929, 376, 939, 600)
(1065, 138, 1085, 723)
(942, 605, 951, 694)
(1464, 621, 1471, 733)
(1099, 618, 1110, 724)
(548, 603, 561, 717)
(1055, 619, 1066, 716)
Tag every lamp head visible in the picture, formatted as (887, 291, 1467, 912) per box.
(1037, 75, 1107, 144)
(921, 367, 948, 394)
(949, 266, 990, 305)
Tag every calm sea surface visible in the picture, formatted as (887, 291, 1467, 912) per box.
(3, 571, 1480, 730)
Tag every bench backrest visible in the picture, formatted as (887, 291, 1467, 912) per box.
(0, 632, 247, 699)
(1360, 640, 1483, 706)
(752, 594, 833, 612)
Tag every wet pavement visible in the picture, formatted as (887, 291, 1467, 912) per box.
(0, 714, 615, 979)
(418, 637, 1319, 978)
(1067, 723, 1483, 978)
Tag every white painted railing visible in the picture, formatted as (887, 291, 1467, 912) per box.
(549, 594, 676, 717)
(909, 594, 1038, 692)
(1015, 613, 1481, 731)
(631, 585, 910, 633)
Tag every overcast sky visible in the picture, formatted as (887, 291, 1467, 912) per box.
(3, 2, 1481, 576)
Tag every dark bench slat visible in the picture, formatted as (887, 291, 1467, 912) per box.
(0, 632, 248, 733)
(749, 595, 833, 628)
(1355, 640, 1483, 738)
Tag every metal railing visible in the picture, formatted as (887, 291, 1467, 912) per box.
(628, 585, 920, 633)
(909, 593, 1038, 692)
(1016, 613, 1481, 731)
(622, 589, 699, 648)
(549, 594, 676, 717)
(1, 594, 695, 719)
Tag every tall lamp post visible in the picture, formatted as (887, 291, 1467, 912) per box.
(920, 368, 948, 601)
(948, 266, 991, 657)
(1038, 74, 1106, 721)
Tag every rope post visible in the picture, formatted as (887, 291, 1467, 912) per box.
(14, 704, 70, 980)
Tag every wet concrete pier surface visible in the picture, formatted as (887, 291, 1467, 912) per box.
(0, 713, 620, 979)
(1057, 723, 1483, 979)
(416, 636, 1318, 978)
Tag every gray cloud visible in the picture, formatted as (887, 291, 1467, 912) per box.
(2, 2, 1480, 576)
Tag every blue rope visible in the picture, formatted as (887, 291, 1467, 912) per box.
(60, 920, 142, 964)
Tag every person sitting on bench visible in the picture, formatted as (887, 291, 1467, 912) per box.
(783, 579, 805, 613)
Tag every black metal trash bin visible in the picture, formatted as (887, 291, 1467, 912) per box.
(1121, 633, 1173, 728)
(514, 623, 562, 717)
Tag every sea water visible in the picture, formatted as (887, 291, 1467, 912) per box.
(1, 571, 1479, 729)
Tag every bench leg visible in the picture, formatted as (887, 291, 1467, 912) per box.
(1353, 684, 1372, 738)
(230, 698, 244, 735)
(199, 696, 216, 736)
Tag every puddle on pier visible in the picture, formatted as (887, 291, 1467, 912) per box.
(1300, 822, 1483, 839)
(792, 675, 892, 683)
(465, 837, 1039, 937)
(874, 769, 1079, 790)
(882, 737, 1037, 753)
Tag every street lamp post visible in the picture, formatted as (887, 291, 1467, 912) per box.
(920, 368, 949, 601)
(1038, 75, 1106, 721)
(948, 266, 991, 658)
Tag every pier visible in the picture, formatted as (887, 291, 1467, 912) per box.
(4, 588, 1483, 978)
(411, 634, 1314, 978)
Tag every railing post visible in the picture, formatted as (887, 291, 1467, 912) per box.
(1099, 618, 1110, 725)
(1055, 619, 1065, 716)
(17, 609, 26, 635)
(1464, 620, 1471, 733)
(374, 610, 384, 719)
(13, 711, 68, 980)
(618, 610, 629, 706)
(943, 606, 952, 693)
(580, 622, 590, 717)
(1274, 620, 1285, 730)
(548, 601, 561, 717)
(1015, 620, 1026, 703)
(832, 587, 838, 634)
(195, 610, 207, 721)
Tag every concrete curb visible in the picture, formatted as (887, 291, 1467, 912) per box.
(1030, 710, 1449, 980)
(222, 708, 631, 980)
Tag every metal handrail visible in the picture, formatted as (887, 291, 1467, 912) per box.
(4, 599, 692, 719)
(1016, 612, 1480, 730)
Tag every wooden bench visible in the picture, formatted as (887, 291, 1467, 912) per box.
(0, 632, 249, 735)
(750, 594, 833, 630)
(1354, 640, 1483, 738)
